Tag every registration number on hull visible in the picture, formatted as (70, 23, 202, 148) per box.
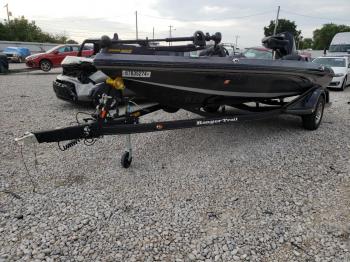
(122, 70, 151, 78)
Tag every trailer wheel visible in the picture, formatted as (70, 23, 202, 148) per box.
(121, 151, 132, 168)
(302, 95, 325, 130)
(0, 64, 5, 74)
(340, 77, 347, 91)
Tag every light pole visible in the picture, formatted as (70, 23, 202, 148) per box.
(273, 6, 280, 35)
(4, 3, 10, 22)
(135, 11, 138, 39)
(272, 6, 280, 59)
(234, 35, 239, 50)
(168, 25, 175, 46)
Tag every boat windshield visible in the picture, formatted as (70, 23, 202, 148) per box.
(242, 48, 272, 59)
(313, 57, 346, 67)
(329, 44, 350, 52)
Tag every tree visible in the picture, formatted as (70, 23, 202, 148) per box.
(264, 19, 302, 39)
(0, 16, 77, 44)
(299, 38, 313, 50)
(312, 23, 350, 50)
(0, 22, 8, 40)
(66, 39, 78, 44)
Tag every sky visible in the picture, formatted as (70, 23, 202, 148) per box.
(1, 0, 350, 47)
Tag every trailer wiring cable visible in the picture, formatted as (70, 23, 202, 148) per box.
(76, 111, 99, 145)
(57, 111, 99, 151)
(57, 139, 81, 151)
(19, 144, 38, 193)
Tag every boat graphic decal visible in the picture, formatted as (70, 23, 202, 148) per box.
(123, 79, 298, 98)
(122, 70, 151, 78)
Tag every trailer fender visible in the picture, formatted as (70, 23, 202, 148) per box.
(285, 88, 327, 115)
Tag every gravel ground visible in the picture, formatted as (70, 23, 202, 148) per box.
(0, 72, 349, 262)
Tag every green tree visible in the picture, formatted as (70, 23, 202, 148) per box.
(0, 22, 8, 40)
(0, 16, 77, 44)
(313, 23, 350, 50)
(66, 39, 78, 44)
(299, 38, 313, 49)
(264, 19, 302, 39)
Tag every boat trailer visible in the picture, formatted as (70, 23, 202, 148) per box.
(15, 86, 329, 168)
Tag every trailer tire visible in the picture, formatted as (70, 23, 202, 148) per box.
(340, 77, 347, 91)
(121, 151, 132, 168)
(302, 95, 325, 130)
(0, 55, 8, 73)
(0, 64, 5, 73)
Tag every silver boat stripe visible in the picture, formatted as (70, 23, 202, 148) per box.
(124, 78, 297, 98)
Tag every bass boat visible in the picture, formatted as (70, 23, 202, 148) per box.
(15, 31, 333, 168)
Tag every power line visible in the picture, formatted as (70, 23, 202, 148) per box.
(138, 10, 273, 23)
(281, 9, 350, 22)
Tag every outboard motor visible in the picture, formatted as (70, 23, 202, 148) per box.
(262, 32, 297, 59)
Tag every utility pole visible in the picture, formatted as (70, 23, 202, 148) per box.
(168, 25, 174, 46)
(152, 27, 154, 40)
(135, 11, 138, 39)
(273, 6, 280, 35)
(234, 35, 239, 50)
(4, 3, 10, 22)
(272, 6, 280, 59)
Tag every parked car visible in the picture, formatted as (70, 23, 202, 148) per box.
(2, 47, 31, 62)
(0, 53, 9, 73)
(25, 44, 93, 72)
(313, 56, 350, 90)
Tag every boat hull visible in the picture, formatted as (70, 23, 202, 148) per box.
(93, 54, 333, 108)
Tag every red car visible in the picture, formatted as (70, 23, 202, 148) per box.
(25, 44, 93, 71)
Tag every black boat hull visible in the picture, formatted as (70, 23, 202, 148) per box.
(94, 54, 333, 108)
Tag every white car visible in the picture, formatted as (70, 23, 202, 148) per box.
(313, 56, 350, 90)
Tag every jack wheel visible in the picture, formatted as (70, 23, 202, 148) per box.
(121, 151, 132, 168)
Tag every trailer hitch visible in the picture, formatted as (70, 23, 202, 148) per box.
(15, 132, 38, 146)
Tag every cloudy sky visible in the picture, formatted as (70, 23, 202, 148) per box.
(2, 0, 350, 47)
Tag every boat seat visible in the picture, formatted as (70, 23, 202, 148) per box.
(199, 45, 229, 57)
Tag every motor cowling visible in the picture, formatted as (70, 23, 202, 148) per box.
(262, 32, 297, 58)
